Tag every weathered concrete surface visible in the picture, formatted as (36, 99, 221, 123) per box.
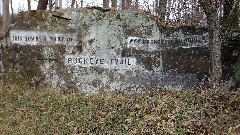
(159, 26, 209, 88)
(160, 27, 240, 88)
(2, 8, 238, 93)
(4, 8, 162, 94)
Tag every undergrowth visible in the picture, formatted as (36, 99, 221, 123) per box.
(0, 84, 239, 134)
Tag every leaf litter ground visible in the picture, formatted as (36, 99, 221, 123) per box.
(0, 85, 239, 134)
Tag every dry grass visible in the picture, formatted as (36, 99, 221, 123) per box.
(0, 84, 239, 134)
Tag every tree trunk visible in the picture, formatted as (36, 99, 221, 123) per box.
(76, 1, 78, 8)
(81, 0, 83, 7)
(103, 0, 109, 8)
(200, 0, 222, 88)
(159, 0, 167, 20)
(155, 0, 158, 15)
(134, 0, 138, 10)
(208, 15, 222, 88)
(37, 0, 48, 10)
(126, 0, 132, 9)
(122, 0, 126, 10)
(71, 0, 76, 8)
(192, 0, 198, 24)
(55, 0, 59, 9)
(111, 0, 117, 9)
(27, 0, 31, 11)
(3, 0, 10, 33)
(10, 0, 13, 18)
(177, 0, 183, 20)
(59, 0, 62, 9)
(49, 0, 53, 11)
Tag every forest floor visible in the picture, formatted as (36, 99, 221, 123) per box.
(0, 84, 239, 134)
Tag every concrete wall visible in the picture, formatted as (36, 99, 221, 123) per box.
(2, 8, 234, 93)
(3, 9, 163, 94)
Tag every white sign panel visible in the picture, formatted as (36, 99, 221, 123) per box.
(10, 30, 78, 46)
(127, 36, 159, 51)
(65, 55, 136, 69)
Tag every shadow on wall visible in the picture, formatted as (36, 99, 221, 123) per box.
(162, 37, 240, 88)
(162, 47, 210, 88)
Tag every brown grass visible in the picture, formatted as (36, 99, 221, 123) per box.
(0, 84, 239, 134)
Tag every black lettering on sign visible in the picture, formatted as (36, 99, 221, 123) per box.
(77, 58, 82, 64)
(119, 59, 124, 64)
(83, 58, 88, 64)
(43, 36, 47, 41)
(68, 58, 72, 64)
(50, 36, 56, 41)
(67, 38, 73, 42)
(95, 59, 99, 64)
(111, 58, 132, 65)
(12, 36, 22, 41)
(129, 39, 134, 44)
(10, 30, 79, 46)
(154, 40, 160, 44)
(114, 59, 118, 65)
(58, 37, 64, 42)
(143, 39, 149, 44)
(128, 59, 131, 65)
(90, 58, 94, 64)
(100, 59, 104, 64)
(25, 36, 39, 42)
(150, 40, 154, 44)
(111, 59, 115, 65)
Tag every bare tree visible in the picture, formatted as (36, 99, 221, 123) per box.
(10, 0, 13, 18)
(199, 0, 222, 88)
(71, 0, 76, 8)
(3, 0, 10, 33)
(76, 0, 78, 7)
(59, 0, 62, 9)
(134, 0, 139, 9)
(177, 0, 183, 20)
(27, 0, 31, 11)
(126, 0, 132, 9)
(49, 0, 53, 11)
(111, 0, 117, 9)
(192, 0, 199, 24)
(155, 0, 158, 14)
(158, 0, 168, 21)
(37, 0, 48, 10)
(103, 0, 109, 8)
(81, 0, 83, 7)
(55, 0, 59, 9)
(122, 0, 126, 9)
